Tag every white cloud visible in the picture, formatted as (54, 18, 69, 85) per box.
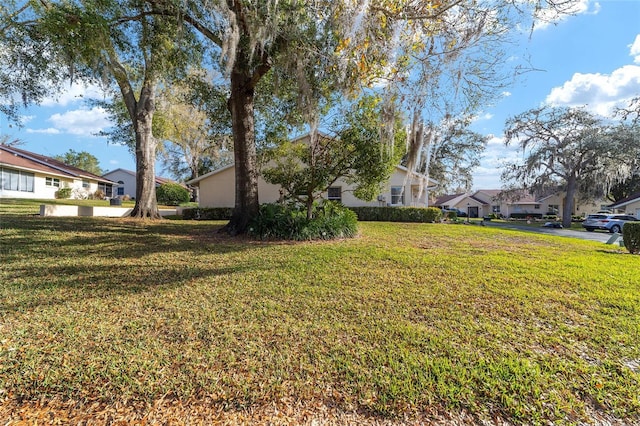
(629, 34, 640, 64)
(40, 83, 109, 107)
(26, 128, 61, 135)
(486, 135, 504, 146)
(533, 0, 599, 31)
(473, 112, 494, 122)
(545, 65, 640, 116)
(19, 115, 35, 124)
(42, 107, 111, 137)
(472, 136, 522, 189)
(501, 91, 512, 98)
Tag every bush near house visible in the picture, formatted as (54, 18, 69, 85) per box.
(622, 222, 640, 254)
(156, 182, 190, 206)
(249, 201, 358, 240)
(349, 206, 442, 223)
(54, 187, 72, 199)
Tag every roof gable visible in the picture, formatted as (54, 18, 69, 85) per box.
(0, 145, 114, 183)
(609, 191, 640, 208)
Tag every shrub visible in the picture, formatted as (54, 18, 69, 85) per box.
(622, 222, 640, 254)
(182, 207, 233, 220)
(55, 187, 72, 199)
(156, 183, 190, 206)
(249, 201, 358, 241)
(349, 206, 442, 223)
(91, 189, 105, 200)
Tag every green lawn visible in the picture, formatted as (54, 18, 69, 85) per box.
(1, 200, 638, 424)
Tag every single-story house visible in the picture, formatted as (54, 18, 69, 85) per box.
(434, 189, 608, 219)
(0, 145, 115, 199)
(187, 163, 438, 209)
(102, 168, 181, 199)
(608, 191, 640, 218)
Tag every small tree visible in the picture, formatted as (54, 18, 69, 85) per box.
(262, 96, 405, 219)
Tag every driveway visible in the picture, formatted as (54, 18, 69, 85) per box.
(481, 221, 615, 243)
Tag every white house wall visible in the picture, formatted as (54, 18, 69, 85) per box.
(0, 169, 108, 200)
(102, 170, 137, 198)
(195, 165, 430, 208)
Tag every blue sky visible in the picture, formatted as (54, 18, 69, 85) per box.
(2, 0, 640, 189)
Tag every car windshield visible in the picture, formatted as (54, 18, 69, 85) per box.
(586, 215, 607, 219)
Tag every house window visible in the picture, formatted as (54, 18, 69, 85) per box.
(98, 183, 113, 197)
(45, 177, 60, 187)
(391, 186, 404, 205)
(548, 204, 559, 213)
(327, 186, 342, 202)
(492, 205, 501, 213)
(534, 204, 540, 209)
(1, 168, 34, 192)
(82, 180, 90, 188)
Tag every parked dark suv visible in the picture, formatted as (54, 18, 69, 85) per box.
(581, 214, 639, 233)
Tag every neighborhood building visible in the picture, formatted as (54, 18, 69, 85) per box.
(187, 163, 438, 209)
(608, 191, 640, 218)
(433, 189, 611, 219)
(187, 132, 439, 209)
(0, 145, 115, 199)
(102, 168, 180, 200)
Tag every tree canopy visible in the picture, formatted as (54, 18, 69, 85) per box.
(53, 149, 103, 175)
(5, 0, 204, 218)
(502, 106, 640, 227)
(2, 0, 580, 231)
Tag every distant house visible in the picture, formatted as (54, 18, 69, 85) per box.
(608, 192, 640, 218)
(434, 189, 607, 219)
(187, 163, 438, 209)
(101, 168, 180, 199)
(0, 145, 115, 199)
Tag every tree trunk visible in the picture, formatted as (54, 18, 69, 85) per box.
(221, 57, 259, 235)
(562, 176, 577, 228)
(130, 85, 161, 219)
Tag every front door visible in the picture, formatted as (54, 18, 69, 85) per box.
(468, 206, 479, 218)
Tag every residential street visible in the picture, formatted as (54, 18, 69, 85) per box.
(480, 221, 616, 243)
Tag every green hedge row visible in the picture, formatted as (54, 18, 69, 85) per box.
(622, 222, 640, 254)
(348, 206, 442, 223)
(182, 207, 233, 220)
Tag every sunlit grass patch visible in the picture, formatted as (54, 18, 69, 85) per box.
(1, 214, 638, 424)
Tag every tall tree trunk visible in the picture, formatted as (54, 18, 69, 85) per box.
(562, 175, 577, 228)
(222, 56, 259, 235)
(130, 84, 161, 219)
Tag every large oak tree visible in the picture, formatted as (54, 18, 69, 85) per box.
(502, 106, 639, 227)
(164, 0, 579, 234)
(4, 0, 201, 218)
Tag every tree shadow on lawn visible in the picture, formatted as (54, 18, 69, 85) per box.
(0, 216, 276, 312)
(0, 216, 253, 262)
